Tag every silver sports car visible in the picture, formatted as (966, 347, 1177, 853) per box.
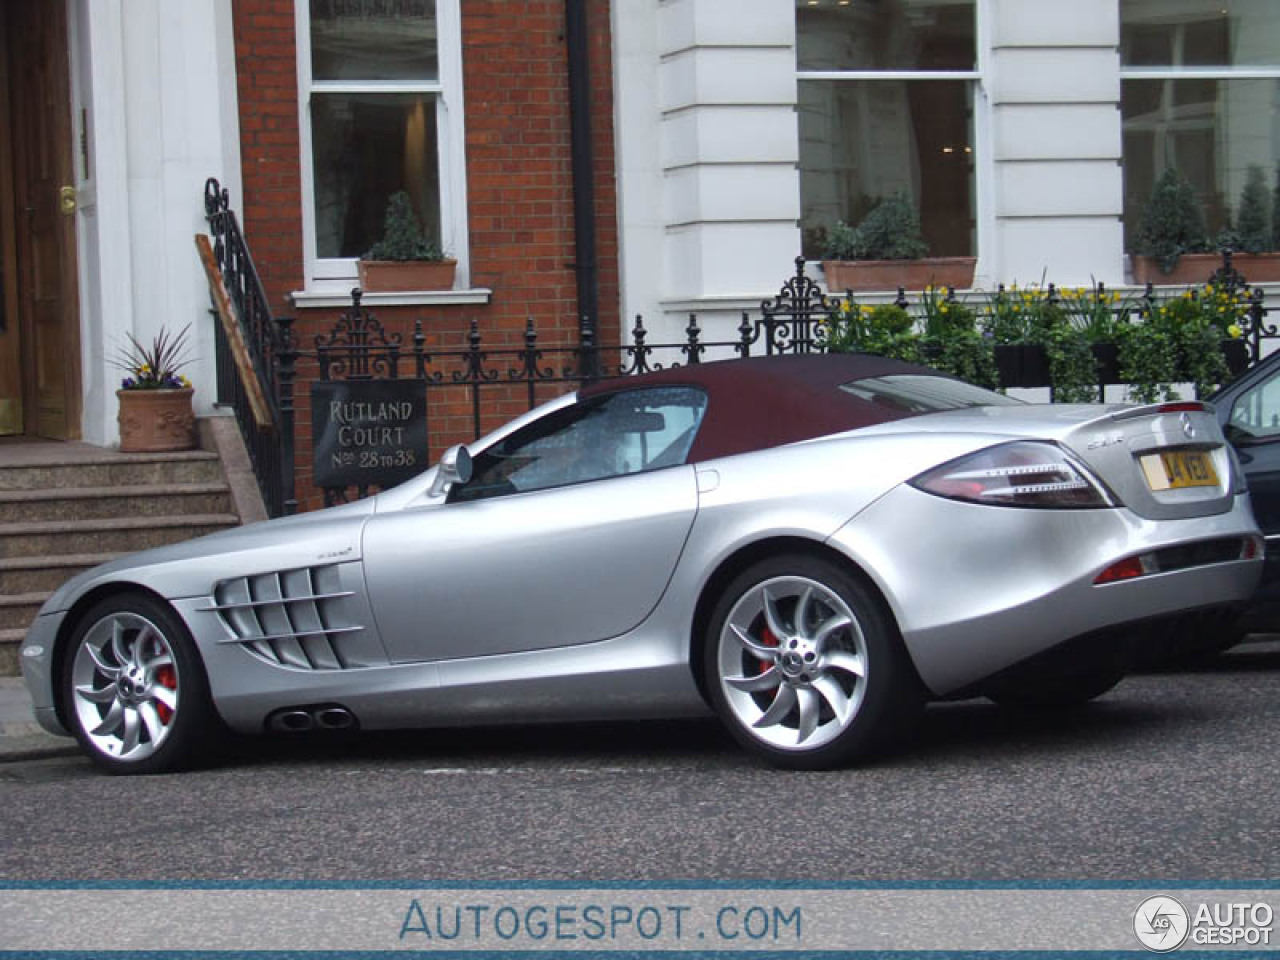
(20, 354, 1264, 773)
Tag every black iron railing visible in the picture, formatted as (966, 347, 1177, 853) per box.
(200, 170, 1277, 511)
(203, 178, 297, 516)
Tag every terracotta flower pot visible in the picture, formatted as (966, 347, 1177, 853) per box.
(1130, 252, 1280, 286)
(823, 257, 976, 293)
(117, 387, 195, 453)
(357, 258, 457, 293)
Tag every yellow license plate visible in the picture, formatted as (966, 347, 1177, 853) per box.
(1141, 450, 1219, 491)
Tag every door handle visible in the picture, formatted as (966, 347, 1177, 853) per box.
(59, 185, 77, 216)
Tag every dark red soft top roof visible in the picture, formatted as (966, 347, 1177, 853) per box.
(579, 353, 939, 463)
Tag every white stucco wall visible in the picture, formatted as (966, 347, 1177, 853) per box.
(614, 0, 803, 348)
(611, 0, 1145, 348)
(70, 0, 242, 446)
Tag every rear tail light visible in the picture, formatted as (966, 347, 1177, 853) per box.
(910, 441, 1115, 509)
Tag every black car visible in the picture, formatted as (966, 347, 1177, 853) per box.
(1213, 353, 1280, 632)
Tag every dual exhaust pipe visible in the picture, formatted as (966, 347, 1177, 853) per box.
(267, 704, 358, 733)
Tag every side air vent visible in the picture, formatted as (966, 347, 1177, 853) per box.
(205, 565, 364, 670)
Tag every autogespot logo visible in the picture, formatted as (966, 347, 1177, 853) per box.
(1134, 895, 1191, 952)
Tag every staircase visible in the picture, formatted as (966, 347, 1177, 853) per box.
(0, 425, 258, 676)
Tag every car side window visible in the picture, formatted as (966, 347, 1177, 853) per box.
(1229, 372, 1280, 443)
(450, 386, 708, 503)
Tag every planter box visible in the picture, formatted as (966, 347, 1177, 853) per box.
(1131, 252, 1280, 286)
(822, 257, 976, 293)
(1222, 338, 1250, 377)
(357, 258, 457, 293)
(1092, 342, 1121, 385)
(994, 343, 1050, 389)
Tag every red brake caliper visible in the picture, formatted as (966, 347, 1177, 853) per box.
(757, 623, 780, 699)
(153, 666, 177, 724)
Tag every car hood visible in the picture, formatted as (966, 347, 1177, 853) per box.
(39, 498, 377, 615)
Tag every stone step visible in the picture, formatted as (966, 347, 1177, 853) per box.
(0, 450, 224, 491)
(0, 483, 232, 523)
(0, 592, 48, 632)
(0, 553, 121, 594)
(0, 515, 238, 559)
(0, 629, 21, 677)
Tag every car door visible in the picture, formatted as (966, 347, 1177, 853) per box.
(1218, 358, 1280, 599)
(361, 386, 708, 663)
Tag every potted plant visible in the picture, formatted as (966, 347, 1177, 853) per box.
(984, 283, 1051, 388)
(1186, 281, 1251, 381)
(821, 192, 976, 292)
(1223, 165, 1280, 282)
(358, 191, 456, 293)
(823, 297, 920, 363)
(918, 285, 996, 388)
(1131, 168, 1212, 284)
(114, 325, 196, 453)
(1060, 283, 1133, 387)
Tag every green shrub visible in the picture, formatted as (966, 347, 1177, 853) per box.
(1134, 168, 1208, 273)
(1237, 165, 1272, 254)
(365, 191, 443, 261)
(823, 192, 929, 261)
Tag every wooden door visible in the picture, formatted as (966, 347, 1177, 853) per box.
(0, 2, 21, 435)
(2, 0, 80, 440)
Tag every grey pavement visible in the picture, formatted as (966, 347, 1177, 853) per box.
(0, 675, 76, 762)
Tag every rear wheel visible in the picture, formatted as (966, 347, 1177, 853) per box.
(62, 593, 216, 774)
(704, 554, 921, 769)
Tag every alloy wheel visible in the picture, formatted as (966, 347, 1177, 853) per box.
(69, 611, 181, 762)
(716, 575, 869, 752)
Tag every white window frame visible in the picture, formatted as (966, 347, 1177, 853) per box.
(794, 0, 989, 264)
(294, 0, 472, 294)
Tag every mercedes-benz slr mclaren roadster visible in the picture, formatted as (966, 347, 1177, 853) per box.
(21, 354, 1264, 773)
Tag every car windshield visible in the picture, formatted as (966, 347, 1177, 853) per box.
(839, 374, 1021, 415)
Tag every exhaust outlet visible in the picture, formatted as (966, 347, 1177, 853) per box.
(314, 707, 357, 731)
(270, 709, 315, 733)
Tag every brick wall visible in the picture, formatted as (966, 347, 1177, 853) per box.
(232, 0, 304, 316)
(231, 0, 620, 512)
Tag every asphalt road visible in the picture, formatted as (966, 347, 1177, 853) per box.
(2, 640, 1277, 883)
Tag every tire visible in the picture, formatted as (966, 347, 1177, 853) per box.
(986, 662, 1125, 710)
(61, 593, 217, 774)
(704, 554, 922, 769)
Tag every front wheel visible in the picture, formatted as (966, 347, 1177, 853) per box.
(704, 554, 921, 769)
(62, 593, 217, 774)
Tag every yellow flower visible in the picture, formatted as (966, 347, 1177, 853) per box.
(1228, 324, 1243, 338)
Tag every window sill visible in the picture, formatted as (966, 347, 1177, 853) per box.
(290, 285, 493, 309)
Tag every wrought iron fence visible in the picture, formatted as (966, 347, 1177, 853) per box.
(201, 174, 1279, 514)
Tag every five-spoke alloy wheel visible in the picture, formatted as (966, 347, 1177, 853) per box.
(63, 594, 214, 774)
(705, 554, 920, 768)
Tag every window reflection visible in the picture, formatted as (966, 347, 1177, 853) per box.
(1121, 0, 1280, 68)
(310, 0, 439, 82)
(312, 94, 440, 259)
(1122, 78, 1280, 245)
(797, 0, 975, 72)
(799, 79, 975, 258)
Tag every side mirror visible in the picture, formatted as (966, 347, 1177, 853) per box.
(428, 444, 473, 498)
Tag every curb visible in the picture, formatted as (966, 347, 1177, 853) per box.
(0, 730, 79, 763)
